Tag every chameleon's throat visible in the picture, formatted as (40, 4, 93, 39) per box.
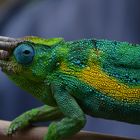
(0, 60, 11, 72)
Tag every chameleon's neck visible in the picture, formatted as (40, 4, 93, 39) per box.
(8, 74, 57, 106)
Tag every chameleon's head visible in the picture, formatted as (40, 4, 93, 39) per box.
(0, 36, 63, 82)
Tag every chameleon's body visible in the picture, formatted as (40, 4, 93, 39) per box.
(0, 36, 140, 140)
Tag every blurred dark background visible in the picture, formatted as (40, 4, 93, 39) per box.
(0, 0, 140, 139)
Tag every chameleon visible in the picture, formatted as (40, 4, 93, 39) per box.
(0, 36, 140, 140)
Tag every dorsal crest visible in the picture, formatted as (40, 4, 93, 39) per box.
(22, 36, 64, 46)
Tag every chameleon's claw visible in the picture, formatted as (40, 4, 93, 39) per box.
(6, 116, 31, 136)
(7, 122, 20, 135)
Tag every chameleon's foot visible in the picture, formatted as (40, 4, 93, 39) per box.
(7, 115, 31, 135)
(7, 121, 19, 135)
(43, 123, 59, 140)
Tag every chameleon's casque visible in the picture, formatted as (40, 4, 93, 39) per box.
(0, 36, 139, 140)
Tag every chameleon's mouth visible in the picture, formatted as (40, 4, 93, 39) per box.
(0, 36, 22, 72)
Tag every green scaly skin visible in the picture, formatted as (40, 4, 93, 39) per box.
(0, 36, 139, 140)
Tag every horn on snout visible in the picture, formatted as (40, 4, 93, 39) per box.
(0, 36, 19, 42)
(0, 36, 22, 51)
(0, 41, 19, 51)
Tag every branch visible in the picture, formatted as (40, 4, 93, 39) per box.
(0, 120, 135, 140)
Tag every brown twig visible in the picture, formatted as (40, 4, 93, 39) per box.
(0, 120, 136, 140)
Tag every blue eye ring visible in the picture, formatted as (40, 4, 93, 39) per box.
(14, 43, 35, 65)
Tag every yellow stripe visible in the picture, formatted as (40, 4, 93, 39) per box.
(60, 62, 140, 102)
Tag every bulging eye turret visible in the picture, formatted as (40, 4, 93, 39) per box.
(14, 43, 35, 65)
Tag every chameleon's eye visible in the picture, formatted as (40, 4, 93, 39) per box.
(14, 43, 34, 65)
